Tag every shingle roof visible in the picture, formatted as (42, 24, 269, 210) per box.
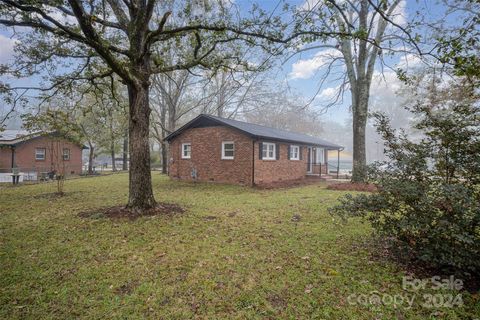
(0, 129, 43, 146)
(0, 130, 88, 149)
(0, 129, 32, 141)
(165, 114, 343, 150)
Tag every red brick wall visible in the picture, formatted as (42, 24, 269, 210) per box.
(253, 142, 309, 184)
(167, 125, 330, 186)
(0, 146, 12, 171)
(168, 126, 254, 185)
(0, 136, 83, 175)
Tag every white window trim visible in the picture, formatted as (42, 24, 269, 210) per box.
(35, 148, 46, 161)
(290, 145, 300, 160)
(221, 141, 234, 160)
(63, 148, 70, 161)
(262, 142, 276, 160)
(181, 143, 191, 159)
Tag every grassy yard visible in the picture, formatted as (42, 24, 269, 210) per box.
(0, 173, 478, 319)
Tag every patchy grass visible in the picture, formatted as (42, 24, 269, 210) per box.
(0, 173, 478, 319)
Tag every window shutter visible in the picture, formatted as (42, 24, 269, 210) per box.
(275, 143, 280, 160)
(287, 145, 291, 160)
(299, 146, 303, 160)
(259, 142, 263, 159)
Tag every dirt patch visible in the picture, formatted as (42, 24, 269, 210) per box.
(326, 182, 377, 192)
(114, 280, 139, 295)
(78, 202, 185, 220)
(267, 293, 288, 310)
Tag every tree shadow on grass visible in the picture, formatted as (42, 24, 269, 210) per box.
(78, 202, 185, 221)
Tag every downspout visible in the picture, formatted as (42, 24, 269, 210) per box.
(251, 139, 255, 186)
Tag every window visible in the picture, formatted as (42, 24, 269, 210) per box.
(63, 148, 70, 161)
(35, 148, 46, 161)
(181, 143, 191, 159)
(262, 142, 276, 160)
(290, 145, 300, 160)
(222, 141, 234, 159)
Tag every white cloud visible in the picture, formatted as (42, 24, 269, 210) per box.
(318, 87, 338, 100)
(396, 53, 424, 69)
(0, 34, 17, 64)
(289, 49, 342, 80)
(370, 70, 403, 96)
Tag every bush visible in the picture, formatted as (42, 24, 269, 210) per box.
(330, 100, 480, 274)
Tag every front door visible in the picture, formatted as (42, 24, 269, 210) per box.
(307, 147, 313, 173)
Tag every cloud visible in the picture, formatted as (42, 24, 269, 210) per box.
(0, 34, 17, 64)
(370, 70, 403, 96)
(318, 87, 339, 100)
(299, 0, 346, 11)
(396, 53, 424, 69)
(289, 49, 342, 80)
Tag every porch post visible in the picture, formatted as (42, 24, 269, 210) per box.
(337, 149, 340, 179)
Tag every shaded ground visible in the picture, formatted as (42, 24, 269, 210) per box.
(79, 202, 185, 220)
(0, 173, 478, 319)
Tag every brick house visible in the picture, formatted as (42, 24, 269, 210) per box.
(165, 114, 343, 186)
(0, 130, 84, 181)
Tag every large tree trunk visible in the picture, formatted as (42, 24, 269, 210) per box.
(88, 142, 94, 175)
(351, 85, 369, 183)
(126, 83, 156, 211)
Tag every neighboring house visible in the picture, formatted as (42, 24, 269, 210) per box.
(165, 114, 343, 186)
(0, 130, 84, 182)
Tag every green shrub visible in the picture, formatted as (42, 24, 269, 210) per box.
(330, 101, 480, 273)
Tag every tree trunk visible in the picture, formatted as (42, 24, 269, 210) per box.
(110, 118, 116, 172)
(159, 99, 168, 175)
(351, 86, 369, 183)
(111, 145, 116, 172)
(122, 129, 128, 171)
(216, 72, 227, 117)
(167, 108, 176, 134)
(88, 142, 94, 175)
(161, 141, 168, 174)
(126, 83, 156, 211)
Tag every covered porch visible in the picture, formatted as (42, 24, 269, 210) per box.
(305, 145, 344, 178)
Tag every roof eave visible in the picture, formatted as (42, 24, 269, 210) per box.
(164, 114, 257, 142)
(253, 135, 343, 149)
(164, 114, 344, 150)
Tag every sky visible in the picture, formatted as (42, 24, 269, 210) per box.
(0, 0, 458, 128)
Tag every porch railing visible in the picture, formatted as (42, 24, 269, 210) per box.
(307, 162, 348, 179)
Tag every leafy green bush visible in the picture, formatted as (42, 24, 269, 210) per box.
(330, 100, 480, 273)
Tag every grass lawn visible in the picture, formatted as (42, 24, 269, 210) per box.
(1, 173, 478, 319)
